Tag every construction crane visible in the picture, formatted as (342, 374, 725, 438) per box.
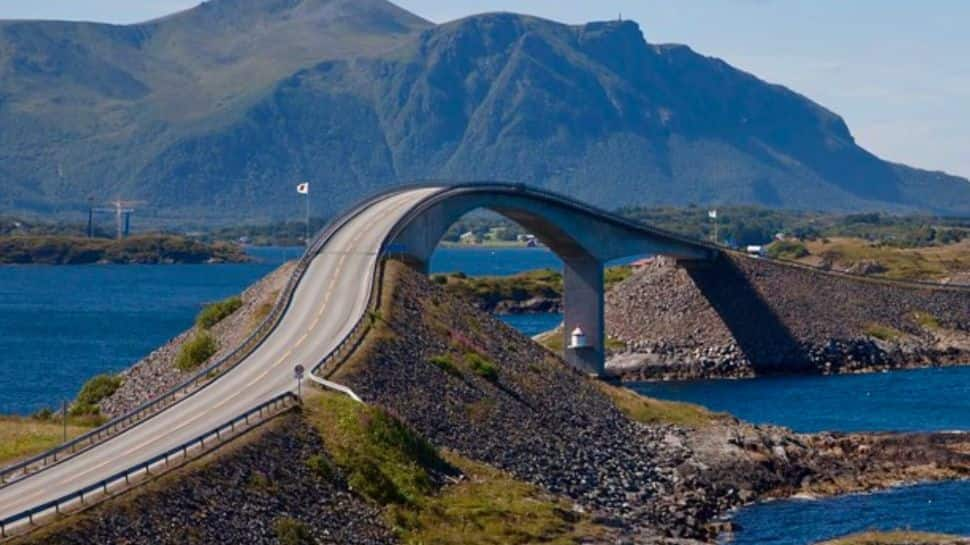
(91, 200, 146, 239)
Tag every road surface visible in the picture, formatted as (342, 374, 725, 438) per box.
(0, 187, 443, 523)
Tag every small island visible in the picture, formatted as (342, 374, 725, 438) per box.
(0, 235, 249, 265)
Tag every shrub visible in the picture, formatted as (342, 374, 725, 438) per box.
(71, 374, 122, 415)
(913, 311, 941, 330)
(429, 354, 461, 377)
(465, 353, 499, 382)
(863, 323, 902, 342)
(196, 296, 242, 329)
(765, 239, 809, 260)
(305, 454, 336, 481)
(176, 331, 219, 371)
(274, 517, 313, 545)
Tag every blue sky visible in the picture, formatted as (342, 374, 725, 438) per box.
(2, 1, 967, 180)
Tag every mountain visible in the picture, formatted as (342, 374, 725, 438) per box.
(1, 1, 968, 222)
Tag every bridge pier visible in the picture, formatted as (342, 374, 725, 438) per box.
(562, 256, 605, 377)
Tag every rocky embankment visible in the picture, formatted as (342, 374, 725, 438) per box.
(99, 261, 295, 417)
(0, 235, 249, 265)
(329, 261, 970, 542)
(607, 253, 970, 380)
(15, 415, 394, 545)
(24, 260, 970, 544)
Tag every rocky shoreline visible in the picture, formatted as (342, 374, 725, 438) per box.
(331, 262, 970, 543)
(29, 259, 968, 544)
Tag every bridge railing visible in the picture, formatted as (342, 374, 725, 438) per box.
(0, 187, 402, 489)
(0, 392, 299, 539)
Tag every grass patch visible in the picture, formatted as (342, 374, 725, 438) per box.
(766, 239, 810, 260)
(912, 311, 942, 331)
(303, 392, 447, 506)
(175, 331, 219, 371)
(604, 265, 633, 290)
(70, 374, 122, 416)
(863, 323, 903, 342)
(597, 383, 726, 429)
(196, 296, 242, 329)
(0, 416, 92, 466)
(605, 336, 627, 352)
(800, 237, 970, 282)
(536, 328, 564, 353)
(390, 453, 601, 545)
(464, 352, 499, 382)
(274, 517, 313, 545)
(428, 355, 461, 377)
(816, 531, 967, 545)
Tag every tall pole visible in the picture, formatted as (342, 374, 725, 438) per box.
(305, 191, 310, 247)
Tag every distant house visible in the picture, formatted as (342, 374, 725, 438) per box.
(746, 245, 765, 256)
(517, 234, 538, 247)
(459, 231, 480, 245)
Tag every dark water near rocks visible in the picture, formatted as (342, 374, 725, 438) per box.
(632, 370, 970, 543)
(726, 481, 970, 545)
(630, 367, 970, 433)
(0, 246, 966, 541)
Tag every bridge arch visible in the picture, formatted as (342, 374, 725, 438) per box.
(381, 183, 717, 376)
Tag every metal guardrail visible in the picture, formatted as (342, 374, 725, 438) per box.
(0, 186, 403, 488)
(5, 181, 964, 488)
(0, 392, 299, 539)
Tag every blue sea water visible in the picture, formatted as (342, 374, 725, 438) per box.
(0, 246, 550, 414)
(0, 245, 966, 541)
(631, 370, 970, 543)
(629, 367, 970, 433)
(726, 481, 970, 545)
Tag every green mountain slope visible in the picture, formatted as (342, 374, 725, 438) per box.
(0, 2, 968, 221)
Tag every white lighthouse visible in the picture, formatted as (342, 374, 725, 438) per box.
(568, 327, 588, 349)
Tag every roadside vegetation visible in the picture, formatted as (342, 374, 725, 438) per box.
(69, 374, 123, 417)
(303, 391, 601, 544)
(0, 416, 93, 466)
(197, 296, 243, 329)
(176, 331, 219, 371)
(597, 382, 727, 429)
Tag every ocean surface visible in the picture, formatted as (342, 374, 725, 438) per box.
(629, 367, 970, 433)
(0, 245, 966, 541)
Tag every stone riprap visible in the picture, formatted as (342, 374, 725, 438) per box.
(14, 414, 393, 545)
(332, 262, 970, 541)
(606, 253, 970, 380)
(99, 262, 296, 418)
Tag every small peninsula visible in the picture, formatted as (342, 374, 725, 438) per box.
(0, 235, 249, 265)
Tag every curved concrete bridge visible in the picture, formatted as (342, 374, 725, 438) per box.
(0, 183, 716, 531)
(386, 183, 717, 374)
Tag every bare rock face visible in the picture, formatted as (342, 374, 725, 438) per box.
(605, 254, 970, 380)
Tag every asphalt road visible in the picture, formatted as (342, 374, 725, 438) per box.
(0, 187, 443, 523)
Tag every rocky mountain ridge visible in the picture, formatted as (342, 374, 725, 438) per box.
(1, 0, 969, 220)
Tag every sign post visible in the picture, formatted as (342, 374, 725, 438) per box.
(293, 364, 305, 398)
